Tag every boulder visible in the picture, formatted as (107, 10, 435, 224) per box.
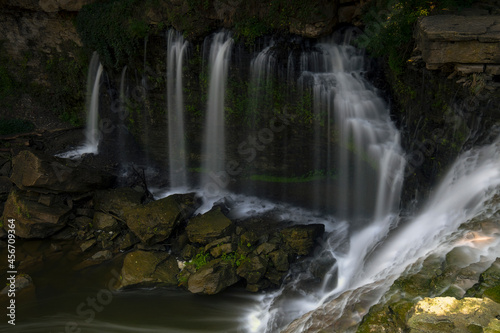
(280, 224, 325, 256)
(187, 259, 240, 295)
(186, 207, 234, 244)
(236, 255, 268, 284)
(93, 212, 120, 232)
(117, 250, 179, 289)
(407, 297, 500, 332)
(123, 193, 199, 245)
(10, 150, 114, 194)
(2, 191, 71, 238)
(93, 187, 143, 218)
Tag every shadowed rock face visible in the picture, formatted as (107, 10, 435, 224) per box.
(416, 15, 500, 71)
(10, 150, 114, 194)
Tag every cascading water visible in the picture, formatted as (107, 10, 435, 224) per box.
(243, 36, 500, 333)
(201, 31, 233, 192)
(276, 137, 500, 333)
(298, 38, 405, 220)
(56, 51, 103, 158)
(247, 43, 276, 127)
(85, 53, 104, 154)
(166, 30, 189, 189)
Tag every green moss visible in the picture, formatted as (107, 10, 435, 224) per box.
(483, 285, 500, 304)
(76, 0, 154, 69)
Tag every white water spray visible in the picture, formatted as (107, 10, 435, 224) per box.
(56, 52, 103, 158)
(201, 31, 233, 190)
(167, 30, 189, 188)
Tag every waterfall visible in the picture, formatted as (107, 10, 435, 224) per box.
(201, 31, 233, 192)
(242, 37, 407, 332)
(84, 53, 104, 154)
(298, 39, 405, 220)
(247, 44, 276, 126)
(166, 30, 189, 189)
(56, 52, 103, 158)
(243, 36, 500, 333)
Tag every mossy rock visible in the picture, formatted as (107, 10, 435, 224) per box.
(93, 187, 143, 219)
(2, 190, 71, 238)
(123, 193, 199, 245)
(357, 300, 414, 333)
(407, 297, 500, 333)
(466, 258, 500, 299)
(236, 255, 268, 284)
(117, 250, 179, 289)
(280, 224, 324, 256)
(186, 207, 234, 245)
(187, 258, 240, 295)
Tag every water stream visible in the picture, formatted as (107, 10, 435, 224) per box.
(167, 30, 189, 189)
(56, 52, 103, 158)
(201, 31, 234, 191)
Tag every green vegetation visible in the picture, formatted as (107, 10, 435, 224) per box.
(76, 0, 153, 69)
(359, 0, 475, 74)
(190, 251, 211, 270)
(221, 251, 248, 267)
(0, 118, 34, 135)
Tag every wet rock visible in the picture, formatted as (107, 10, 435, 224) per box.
(118, 250, 179, 289)
(10, 150, 114, 193)
(93, 187, 143, 219)
(269, 250, 289, 272)
(246, 279, 271, 293)
(91, 250, 113, 261)
(80, 239, 96, 252)
(280, 224, 325, 256)
(466, 257, 500, 302)
(210, 242, 234, 258)
(236, 255, 268, 284)
(37, 194, 55, 207)
(240, 231, 258, 247)
(123, 193, 199, 245)
(265, 268, 287, 285)
(0, 274, 35, 305)
(2, 190, 71, 238)
(116, 232, 140, 252)
(93, 212, 120, 232)
(76, 208, 94, 218)
(186, 207, 234, 244)
(407, 297, 500, 332)
(188, 259, 240, 295)
(181, 243, 197, 261)
(71, 216, 92, 230)
(256, 242, 277, 255)
(0, 176, 12, 202)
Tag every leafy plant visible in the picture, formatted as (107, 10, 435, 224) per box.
(190, 251, 211, 270)
(358, 0, 475, 74)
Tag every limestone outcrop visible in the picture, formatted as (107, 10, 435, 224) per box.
(415, 15, 500, 73)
